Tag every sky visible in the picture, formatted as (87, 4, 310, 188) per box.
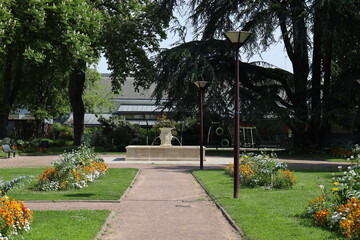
(96, 12, 293, 74)
(97, 35, 293, 74)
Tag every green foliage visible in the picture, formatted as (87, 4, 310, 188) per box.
(136, 127, 157, 145)
(35, 146, 108, 191)
(306, 150, 360, 238)
(0, 0, 103, 116)
(83, 68, 115, 113)
(224, 153, 296, 189)
(52, 123, 74, 141)
(100, 0, 170, 91)
(99, 116, 140, 151)
(0, 176, 31, 196)
(158, 0, 360, 148)
(153, 113, 176, 129)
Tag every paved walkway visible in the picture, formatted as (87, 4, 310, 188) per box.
(98, 166, 240, 240)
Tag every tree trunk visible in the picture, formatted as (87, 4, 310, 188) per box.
(69, 62, 86, 146)
(0, 45, 23, 138)
(0, 112, 9, 139)
(309, 5, 323, 147)
(289, 0, 310, 148)
(321, 2, 335, 145)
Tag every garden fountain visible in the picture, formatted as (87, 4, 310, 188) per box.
(125, 127, 205, 161)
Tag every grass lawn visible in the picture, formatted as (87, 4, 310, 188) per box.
(193, 169, 346, 240)
(1, 168, 138, 200)
(206, 149, 349, 162)
(13, 210, 110, 240)
(18, 146, 125, 156)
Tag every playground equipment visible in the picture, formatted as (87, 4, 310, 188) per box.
(207, 122, 258, 148)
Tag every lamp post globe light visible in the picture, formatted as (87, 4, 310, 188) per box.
(194, 81, 208, 170)
(224, 31, 252, 198)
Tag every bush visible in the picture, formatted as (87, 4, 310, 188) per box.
(306, 145, 360, 239)
(52, 123, 74, 141)
(35, 146, 108, 191)
(224, 153, 296, 189)
(99, 116, 139, 151)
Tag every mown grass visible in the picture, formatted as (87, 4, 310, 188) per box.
(193, 169, 346, 240)
(13, 210, 110, 240)
(206, 149, 348, 162)
(18, 146, 125, 156)
(1, 168, 138, 200)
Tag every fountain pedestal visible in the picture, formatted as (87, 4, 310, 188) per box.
(125, 145, 206, 161)
(126, 127, 206, 161)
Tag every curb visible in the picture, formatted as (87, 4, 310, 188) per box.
(95, 168, 141, 240)
(119, 169, 141, 201)
(190, 170, 248, 240)
(25, 200, 121, 203)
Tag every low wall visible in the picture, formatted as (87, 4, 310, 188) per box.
(125, 145, 206, 161)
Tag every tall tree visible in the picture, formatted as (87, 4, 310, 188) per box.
(0, 0, 102, 140)
(157, 0, 360, 148)
(69, 0, 169, 145)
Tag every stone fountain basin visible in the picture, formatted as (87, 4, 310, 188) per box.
(125, 145, 206, 161)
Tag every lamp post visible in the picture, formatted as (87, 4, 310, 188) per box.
(224, 31, 252, 198)
(357, 80, 360, 143)
(195, 81, 208, 170)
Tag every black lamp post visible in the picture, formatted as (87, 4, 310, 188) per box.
(224, 31, 252, 198)
(195, 80, 208, 170)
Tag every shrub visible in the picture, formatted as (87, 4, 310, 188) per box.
(224, 153, 296, 189)
(35, 146, 108, 191)
(99, 116, 139, 151)
(52, 123, 74, 141)
(306, 145, 360, 238)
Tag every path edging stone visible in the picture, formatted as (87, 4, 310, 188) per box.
(95, 168, 141, 239)
(190, 170, 248, 240)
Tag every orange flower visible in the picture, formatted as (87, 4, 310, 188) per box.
(278, 169, 296, 183)
(314, 208, 330, 226)
(0, 196, 33, 238)
(38, 167, 58, 181)
(337, 198, 360, 238)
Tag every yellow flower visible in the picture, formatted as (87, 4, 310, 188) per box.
(333, 187, 339, 191)
(334, 182, 340, 186)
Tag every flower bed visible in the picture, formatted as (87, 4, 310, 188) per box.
(0, 177, 33, 240)
(36, 146, 108, 191)
(0, 196, 33, 240)
(224, 153, 296, 189)
(329, 144, 360, 159)
(307, 148, 360, 239)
